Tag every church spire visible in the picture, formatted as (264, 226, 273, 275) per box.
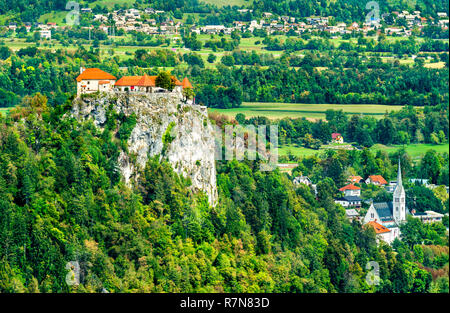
(397, 158, 402, 187)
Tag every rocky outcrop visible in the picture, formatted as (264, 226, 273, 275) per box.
(72, 92, 218, 206)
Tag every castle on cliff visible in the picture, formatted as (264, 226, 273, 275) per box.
(76, 67, 193, 96)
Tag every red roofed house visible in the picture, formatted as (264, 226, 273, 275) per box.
(331, 132, 344, 144)
(339, 184, 361, 197)
(365, 175, 388, 186)
(76, 67, 117, 96)
(366, 221, 393, 244)
(349, 175, 364, 184)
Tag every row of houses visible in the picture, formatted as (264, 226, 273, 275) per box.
(5, 9, 448, 38)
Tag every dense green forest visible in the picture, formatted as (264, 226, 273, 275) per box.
(1, 44, 448, 109)
(0, 94, 448, 292)
(233, 104, 449, 148)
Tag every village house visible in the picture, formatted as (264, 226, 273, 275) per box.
(339, 184, 361, 197)
(76, 68, 117, 96)
(385, 180, 398, 193)
(365, 175, 387, 186)
(335, 195, 362, 208)
(345, 208, 360, 221)
(349, 175, 364, 184)
(293, 176, 312, 186)
(411, 210, 445, 223)
(201, 25, 226, 34)
(366, 221, 394, 244)
(331, 133, 344, 144)
(40, 30, 51, 40)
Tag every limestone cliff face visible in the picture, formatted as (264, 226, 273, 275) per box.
(72, 92, 218, 206)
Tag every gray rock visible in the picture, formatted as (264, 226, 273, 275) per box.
(72, 92, 218, 206)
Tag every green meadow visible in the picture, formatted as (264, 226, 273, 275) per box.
(278, 142, 449, 159)
(201, 0, 254, 7)
(278, 144, 322, 158)
(371, 143, 449, 158)
(209, 102, 404, 120)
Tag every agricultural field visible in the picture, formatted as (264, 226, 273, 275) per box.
(279, 142, 449, 159)
(208, 102, 405, 120)
(278, 144, 321, 158)
(201, 0, 254, 6)
(86, 0, 136, 9)
(2, 32, 442, 70)
(37, 11, 67, 24)
(371, 143, 450, 158)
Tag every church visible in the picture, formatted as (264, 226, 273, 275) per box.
(363, 161, 408, 244)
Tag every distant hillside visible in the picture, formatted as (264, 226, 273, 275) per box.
(251, 0, 449, 20)
(0, 0, 448, 23)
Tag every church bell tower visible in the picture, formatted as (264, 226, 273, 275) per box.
(393, 159, 406, 222)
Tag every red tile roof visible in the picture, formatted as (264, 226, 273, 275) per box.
(332, 133, 342, 139)
(367, 175, 387, 185)
(76, 68, 116, 82)
(136, 74, 157, 87)
(349, 175, 364, 183)
(367, 221, 391, 234)
(115, 76, 142, 86)
(115, 75, 188, 88)
(173, 77, 183, 86)
(339, 184, 360, 191)
(181, 77, 193, 89)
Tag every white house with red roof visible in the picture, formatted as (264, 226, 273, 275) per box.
(366, 221, 394, 244)
(331, 133, 344, 144)
(76, 67, 117, 96)
(365, 175, 387, 186)
(339, 183, 361, 197)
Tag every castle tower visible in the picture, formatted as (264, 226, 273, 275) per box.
(393, 159, 406, 222)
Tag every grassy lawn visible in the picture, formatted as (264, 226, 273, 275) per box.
(38, 11, 68, 24)
(371, 143, 449, 158)
(87, 0, 136, 9)
(278, 144, 322, 157)
(209, 102, 404, 120)
(201, 0, 254, 7)
(424, 62, 446, 69)
(279, 142, 449, 159)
